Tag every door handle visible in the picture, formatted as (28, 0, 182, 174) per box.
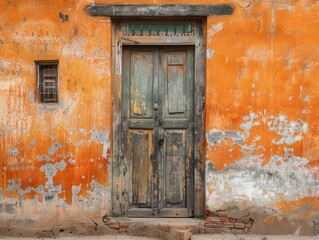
(153, 103, 159, 110)
(159, 139, 164, 145)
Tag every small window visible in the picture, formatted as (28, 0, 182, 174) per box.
(36, 62, 58, 103)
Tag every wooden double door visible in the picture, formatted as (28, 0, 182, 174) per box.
(122, 46, 194, 217)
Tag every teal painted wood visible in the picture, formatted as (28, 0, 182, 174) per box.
(130, 131, 152, 206)
(122, 46, 194, 217)
(130, 51, 154, 118)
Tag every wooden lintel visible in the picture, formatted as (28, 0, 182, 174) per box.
(85, 4, 234, 17)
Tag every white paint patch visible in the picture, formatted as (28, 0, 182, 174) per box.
(207, 49, 215, 59)
(267, 114, 307, 145)
(246, 48, 271, 62)
(207, 22, 223, 44)
(303, 96, 310, 103)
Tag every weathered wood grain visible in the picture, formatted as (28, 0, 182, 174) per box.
(85, 4, 234, 17)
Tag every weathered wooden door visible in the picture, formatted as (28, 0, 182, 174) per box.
(122, 46, 194, 217)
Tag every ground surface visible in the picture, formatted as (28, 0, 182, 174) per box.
(1, 235, 319, 240)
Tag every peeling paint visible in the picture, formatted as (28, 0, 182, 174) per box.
(207, 49, 215, 59)
(267, 114, 307, 145)
(7, 147, 19, 156)
(39, 161, 66, 201)
(48, 142, 63, 156)
(29, 90, 35, 103)
(89, 130, 110, 159)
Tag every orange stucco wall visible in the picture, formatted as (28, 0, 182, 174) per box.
(1, 0, 319, 234)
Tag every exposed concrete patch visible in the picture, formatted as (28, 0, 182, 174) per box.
(39, 161, 66, 201)
(267, 114, 307, 145)
(206, 112, 316, 218)
(89, 130, 111, 159)
(48, 142, 63, 156)
(7, 146, 19, 156)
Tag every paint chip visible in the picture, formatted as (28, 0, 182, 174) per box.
(8, 147, 18, 156)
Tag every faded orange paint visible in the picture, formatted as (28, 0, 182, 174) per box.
(1, 0, 319, 234)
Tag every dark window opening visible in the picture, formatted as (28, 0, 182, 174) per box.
(36, 62, 58, 103)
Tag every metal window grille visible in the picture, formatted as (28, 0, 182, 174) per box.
(37, 62, 58, 103)
(122, 18, 196, 37)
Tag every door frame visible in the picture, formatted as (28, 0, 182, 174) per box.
(111, 18, 206, 217)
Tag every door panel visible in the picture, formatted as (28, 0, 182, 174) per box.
(130, 130, 153, 206)
(122, 46, 194, 217)
(164, 130, 186, 207)
(130, 51, 154, 118)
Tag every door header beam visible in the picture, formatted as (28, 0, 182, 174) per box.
(85, 4, 234, 17)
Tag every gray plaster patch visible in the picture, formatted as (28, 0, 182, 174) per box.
(89, 130, 111, 159)
(68, 159, 76, 165)
(75, 140, 84, 147)
(48, 142, 63, 156)
(30, 139, 36, 145)
(29, 90, 35, 103)
(267, 114, 307, 145)
(72, 185, 81, 204)
(7, 147, 18, 156)
(4, 203, 15, 214)
(206, 130, 246, 146)
(39, 161, 66, 201)
(7, 178, 22, 192)
(0, 131, 2, 140)
(0, 187, 2, 201)
(79, 128, 87, 136)
(303, 96, 310, 102)
(240, 112, 260, 132)
(90, 130, 109, 144)
(37, 155, 53, 162)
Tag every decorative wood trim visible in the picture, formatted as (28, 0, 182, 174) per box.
(85, 4, 234, 17)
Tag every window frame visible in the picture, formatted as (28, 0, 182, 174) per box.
(36, 61, 59, 104)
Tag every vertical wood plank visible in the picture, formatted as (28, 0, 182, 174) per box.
(194, 19, 206, 217)
(111, 20, 123, 216)
(164, 130, 186, 208)
(130, 130, 152, 206)
(130, 52, 154, 117)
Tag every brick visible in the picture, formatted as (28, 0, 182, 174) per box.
(119, 224, 129, 229)
(206, 217, 220, 222)
(234, 223, 245, 229)
(105, 220, 117, 225)
(205, 223, 219, 228)
(106, 224, 120, 230)
(222, 222, 234, 228)
(217, 211, 229, 217)
(220, 217, 230, 222)
(206, 222, 222, 227)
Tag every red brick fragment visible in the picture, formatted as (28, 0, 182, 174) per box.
(220, 217, 230, 222)
(206, 217, 221, 222)
(217, 211, 229, 217)
(107, 224, 120, 230)
(119, 224, 129, 229)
